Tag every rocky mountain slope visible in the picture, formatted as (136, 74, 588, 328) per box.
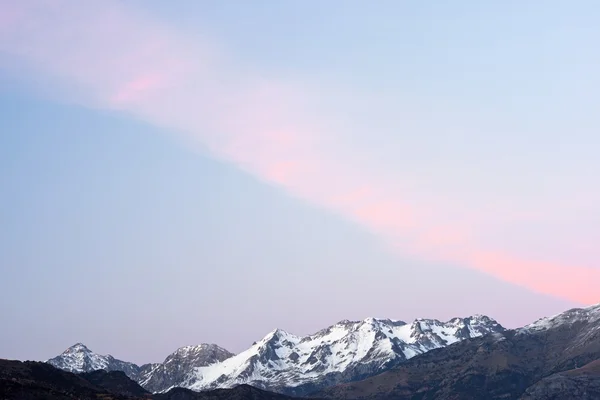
(319, 303, 600, 400)
(46, 315, 503, 395)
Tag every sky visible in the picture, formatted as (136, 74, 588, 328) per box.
(0, 0, 598, 364)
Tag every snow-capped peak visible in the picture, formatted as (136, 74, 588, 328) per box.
(136, 343, 235, 393)
(47, 343, 113, 373)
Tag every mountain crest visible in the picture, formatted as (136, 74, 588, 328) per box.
(169, 343, 230, 357)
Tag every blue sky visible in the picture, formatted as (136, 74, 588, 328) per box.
(0, 0, 598, 363)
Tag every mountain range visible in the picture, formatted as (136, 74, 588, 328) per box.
(21, 303, 600, 399)
(46, 315, 504, 395)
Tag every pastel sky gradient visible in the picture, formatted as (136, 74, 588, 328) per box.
(1, 0, 598, 364)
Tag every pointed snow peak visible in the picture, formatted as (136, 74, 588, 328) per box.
(46, 342, 117, 374)
(64, 343, 92, 354)
(265, 328, 290, 340)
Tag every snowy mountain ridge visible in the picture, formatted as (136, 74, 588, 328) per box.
(519, 303, 600, 333)
(46, 315, 504, 394)
(182, 315, 504, 394)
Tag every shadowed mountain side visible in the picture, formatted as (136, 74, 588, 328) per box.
(154, 385, 309, 400)
(81, 370, 151, 398)
(0, 359, 146, 400)
(520, 359, 600, 400)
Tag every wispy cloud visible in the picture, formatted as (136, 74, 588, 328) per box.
(1, 0, 597, 304)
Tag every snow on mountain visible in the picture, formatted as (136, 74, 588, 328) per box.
(182, 315, 504, 394)
(47, 343, 107, 372)
(519, 303, 600, 333)
(138, 344, 234, 393)
(45, 315, 503, 395)
(45, 342, 233, 391)
(46, 343, 140, 378)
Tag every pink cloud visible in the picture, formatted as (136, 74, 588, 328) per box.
(111, 72, 165, 104)
(464, 251, 600, 305)
(1, 0, 597, 305)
